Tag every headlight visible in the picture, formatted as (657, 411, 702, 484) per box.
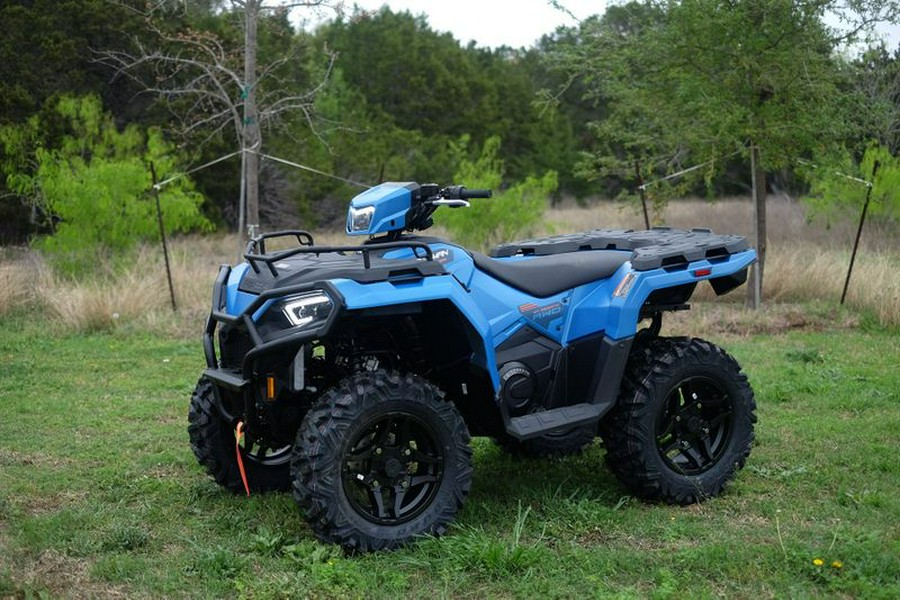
(282, 291, 333, 329)
(348, 205, 375, 233)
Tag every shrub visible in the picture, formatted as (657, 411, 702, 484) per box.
(0, 95, 211, 274)
(438, 136, 556, 251)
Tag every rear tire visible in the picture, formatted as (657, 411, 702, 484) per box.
(291, 370, 472, 552)
(600, 338, 755, 504)
(188, 377, 291, 493)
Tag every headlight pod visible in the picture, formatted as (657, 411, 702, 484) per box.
(281, 291, 333, 329)
(348, 205, 375, 233)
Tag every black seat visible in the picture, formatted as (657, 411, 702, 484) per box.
(471, 250, 630, 298)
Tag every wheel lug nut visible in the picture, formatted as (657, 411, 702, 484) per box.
(375, 448, 382, 455)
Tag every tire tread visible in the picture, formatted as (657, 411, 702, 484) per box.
(600, 337, 756, 504)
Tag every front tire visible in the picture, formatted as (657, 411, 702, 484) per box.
(188, 377, 291, 493)
(292, 371, 473, 552)
(600, 338, 756, 504)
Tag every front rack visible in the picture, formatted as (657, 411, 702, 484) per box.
(244, 230, 315, 256)
(243, 229, 435, 277)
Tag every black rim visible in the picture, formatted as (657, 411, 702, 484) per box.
(239, 431, 293, 467)
(655, 376, 734, 475)
(341, 412, 445, 525)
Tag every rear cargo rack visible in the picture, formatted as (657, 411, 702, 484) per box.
(490, 227, 749, 271)
(244, 229, 435, 277)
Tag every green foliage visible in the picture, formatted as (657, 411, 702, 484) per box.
(551, 0, 874, 205)
(2, 0, 897, 241)
(851, 43, 900, 155)
(315, 8, 576, 194)
(546, 4, 696, 207)
(654, 0, 855, 169)
(804, 142, 900, 221)
(438, 137, 556, 250)
(0, 0, 143, 124)
(0, 96, 210, 272)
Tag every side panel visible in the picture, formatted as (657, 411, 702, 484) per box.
(563, 264, 630, 344)
(311, 246, 756, 388)
(225, 263, 254, 315)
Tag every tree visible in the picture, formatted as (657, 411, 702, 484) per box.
(853, 43, 900, 154)
(99, 1, 336, 239)
(316, 7, 581, 194)
(0, 0, 147, 125)
(0, 0, 149, 243)
(805, 142, 900, 222)
(559, 0, 899, 307)
(543, 5, 693, 221)
(0, 95, 209, 273)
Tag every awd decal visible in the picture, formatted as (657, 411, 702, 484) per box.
(518, 300, 566, 322)
(432, 248, 454, 264)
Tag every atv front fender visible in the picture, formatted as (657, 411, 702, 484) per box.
(331, 276, 500, 391)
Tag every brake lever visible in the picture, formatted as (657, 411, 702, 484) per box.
(428, 199, 470, 208)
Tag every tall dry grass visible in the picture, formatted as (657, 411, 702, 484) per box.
(546, 196, 898, 253)
(764, 244, 899, 326)
(0, 237, 232, 334)
(543, 196, 899, 327)
(0, 251, 36, 317)
(1, 196, 897, 334)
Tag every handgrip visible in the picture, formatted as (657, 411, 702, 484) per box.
(438, 185, 493, 200)
(460, 188, 492, 199)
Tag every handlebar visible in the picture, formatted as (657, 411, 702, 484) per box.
(406, 182, 492, 231)
(440, 185, 493, 200)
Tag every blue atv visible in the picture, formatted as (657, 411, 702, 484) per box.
(189, 182, 757, 552)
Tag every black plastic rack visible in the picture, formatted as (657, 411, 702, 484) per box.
(490, 227, 749, 271)
(243, 230, 435, 278)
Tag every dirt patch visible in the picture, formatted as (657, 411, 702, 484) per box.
(146, 463, 188, 479)
(665, 302, 861, 338)
(153, 413, 182, 426)
(0, 449, 73, 469)
(6, 549, 133, 599)
(22, 490, 90, 517)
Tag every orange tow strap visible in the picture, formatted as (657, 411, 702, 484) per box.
(235, 421, 251, 497)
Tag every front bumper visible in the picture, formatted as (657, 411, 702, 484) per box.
(202, 264, 343, 404)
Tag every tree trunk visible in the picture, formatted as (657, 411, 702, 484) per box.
(635, 158, 650, 229)
(746, 144, 767, 308)
(243, 0, 261, 239)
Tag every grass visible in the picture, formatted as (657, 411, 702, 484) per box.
(1, 315, 898, 598)
(0, 195, 898, 596)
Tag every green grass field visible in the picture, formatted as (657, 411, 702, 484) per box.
(1, 314, 898, 598)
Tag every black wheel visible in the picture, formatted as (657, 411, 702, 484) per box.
(188, 377, 291, 493)
(291, 370, 472, 552)
(600, 338, 756, 504)
(493, 424, 595, 458)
